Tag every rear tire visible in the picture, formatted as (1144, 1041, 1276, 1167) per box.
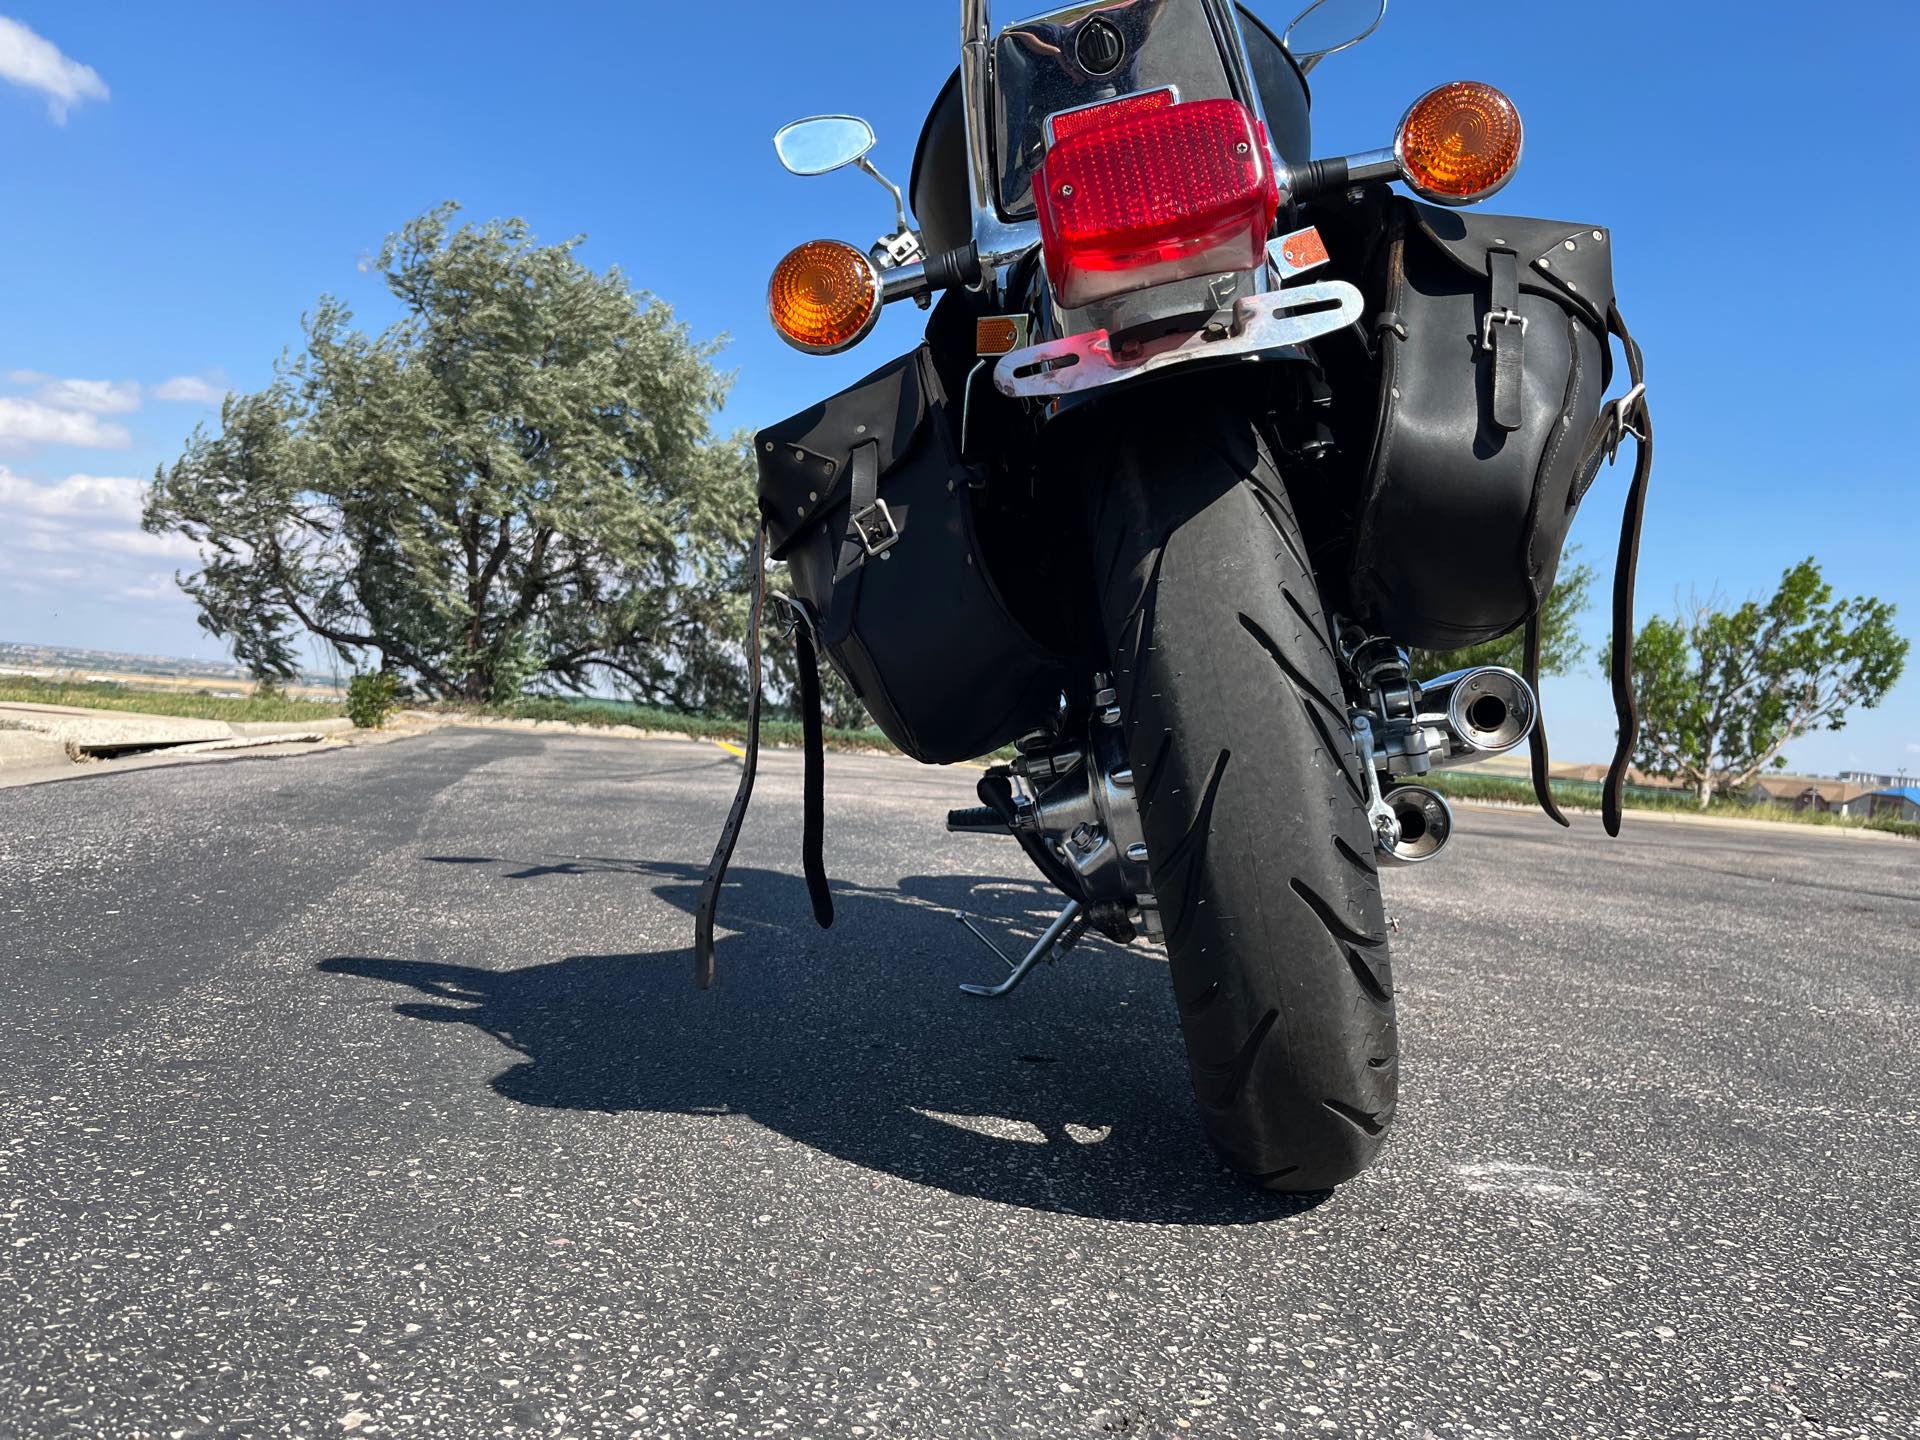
(1087, 386, 1398, 1191)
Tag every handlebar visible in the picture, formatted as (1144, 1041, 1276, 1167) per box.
(880, 242, 985, 307)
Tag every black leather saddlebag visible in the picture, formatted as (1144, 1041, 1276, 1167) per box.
(1338, 195, 1653, 838)
(756, 346, 1067, 765)
(1350, 199, 1621, 650)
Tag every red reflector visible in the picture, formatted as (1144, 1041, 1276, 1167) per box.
(1035, 98, 1280, 311)
(1046, 87, 1177, 146)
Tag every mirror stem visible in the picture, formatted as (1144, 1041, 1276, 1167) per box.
(855, 157, 912, 237)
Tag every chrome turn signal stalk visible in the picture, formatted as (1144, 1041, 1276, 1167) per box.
(1284, 81, 1524, 209)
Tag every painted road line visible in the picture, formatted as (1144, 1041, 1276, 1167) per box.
(710, 739, 747, 760)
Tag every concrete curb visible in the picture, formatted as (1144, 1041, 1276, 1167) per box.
(0, 729, 72, 770)
(230, 718, 356, 739)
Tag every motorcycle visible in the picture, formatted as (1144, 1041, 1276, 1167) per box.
(698, 0, 1653, 1192)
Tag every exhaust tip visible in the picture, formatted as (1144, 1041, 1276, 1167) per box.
(1445, 668, 1537, 753)
(1380, 785, 1454, 866)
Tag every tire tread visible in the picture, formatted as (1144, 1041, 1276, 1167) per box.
(1089, 385, 1398, 1190)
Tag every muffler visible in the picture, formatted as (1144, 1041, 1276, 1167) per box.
(1419, 667, 1537, 760)
(1379, 785, 1454, 866)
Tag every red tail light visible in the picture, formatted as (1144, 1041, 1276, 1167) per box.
(1035, 97, 1280, 311)
(1045, 86, 1176, 146)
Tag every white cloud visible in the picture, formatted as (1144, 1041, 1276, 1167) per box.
(20, 376, 142, 414)
(0, 467, 144, 523)
(0, 465, 197, 620)
(0, 396, 131, 449)
(95, 527, 198, 559)
(153, 374, 228, 407)
(118, 573, 185, 602)
(0, 16, 109, 124)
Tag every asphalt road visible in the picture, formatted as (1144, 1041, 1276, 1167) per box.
(2, 729, 1915, 1438)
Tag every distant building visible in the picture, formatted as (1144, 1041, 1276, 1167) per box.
(1848, 786, 1920, 824)
(1840, 770, 1915, 791)
(1744, 775, 1877, 813)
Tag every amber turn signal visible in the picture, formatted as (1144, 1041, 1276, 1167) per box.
(1395, 82, 1523, 205)
(769, 239, 882, 354)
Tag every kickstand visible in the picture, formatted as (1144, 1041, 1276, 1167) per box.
(955, 900, 1087, 998)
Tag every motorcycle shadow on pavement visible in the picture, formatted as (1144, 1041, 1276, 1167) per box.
(319, 858, 1329, 1226)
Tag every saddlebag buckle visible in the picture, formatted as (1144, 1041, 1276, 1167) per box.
(849, 497, 900, 559)
(1480, 305, 1529, 349)
(1601, 382, 1649, 463)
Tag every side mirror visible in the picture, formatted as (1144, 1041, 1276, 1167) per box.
(774, 115, 878, 177)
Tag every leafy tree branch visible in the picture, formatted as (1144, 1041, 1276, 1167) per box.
(145, 203, 756, 707)
(1623, 559, 1907, 806)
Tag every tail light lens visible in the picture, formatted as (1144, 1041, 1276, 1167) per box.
(768, 239, 882, 354)
(1395, 82, 1524, 205)
(1035, 96, 1280, 311)
(1045, 86, 1176, 146)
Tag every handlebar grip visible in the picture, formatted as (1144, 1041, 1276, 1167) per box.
(923, 244, 983, 293)
(1288, 157, 1353, 205)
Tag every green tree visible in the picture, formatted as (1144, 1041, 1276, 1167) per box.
(145, 203, 755, 706)
(1410, 558, 1595, 679)
(1626, 559, 1907, 807)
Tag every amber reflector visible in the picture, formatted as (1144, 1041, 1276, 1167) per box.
(1396, 82, 1523, 204)
(976, 317, 1023, 356)
(769, 240, 880, 354)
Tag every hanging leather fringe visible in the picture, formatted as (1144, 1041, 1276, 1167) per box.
(795, 626, 835, 930)
(1596, 304, 1653, 839)
(693, 527, 767, 991)
(1525, 614, 1570, 828)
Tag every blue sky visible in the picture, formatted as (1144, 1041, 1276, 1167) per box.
(2, 1, 1914, 776)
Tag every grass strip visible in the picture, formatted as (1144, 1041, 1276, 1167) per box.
(0, 676, 344, 724)
(1420, 769, 1919, 840)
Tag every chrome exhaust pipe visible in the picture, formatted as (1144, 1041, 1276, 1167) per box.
(1379, 785, 1455, 866)
(1419, 667, 1538, 760)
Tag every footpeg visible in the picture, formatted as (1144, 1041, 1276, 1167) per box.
(956, 900, 1087, 998)
(946, 805, 1009, 836)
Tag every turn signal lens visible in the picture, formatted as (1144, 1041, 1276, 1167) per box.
(769, 240, 881, 354)
(1395, 81, 1523, 205)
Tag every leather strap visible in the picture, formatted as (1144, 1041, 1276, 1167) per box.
(1597, 302, 1653, 838)
(832, 441, 885, 583)
(1518, 303, 1651, 837)
(794, 626, 834, 930)
(693, 526, 767, 990)
(1488, 249, 1525, 433)
(1524, 614, 1570, 828)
